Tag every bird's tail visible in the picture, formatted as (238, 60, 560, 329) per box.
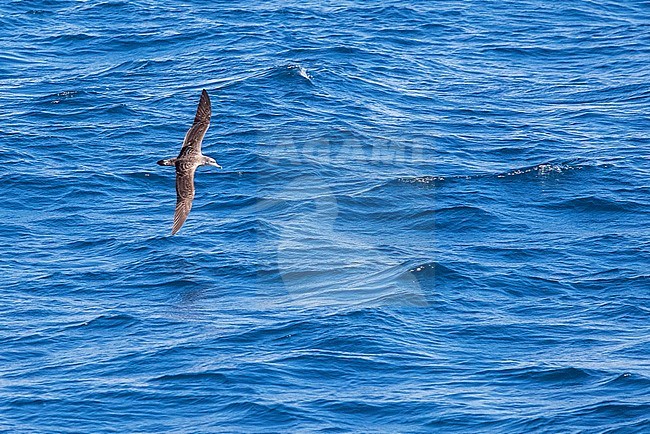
(157, 158, 176, 166)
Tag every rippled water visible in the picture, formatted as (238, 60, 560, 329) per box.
(1, 0, 649, 432)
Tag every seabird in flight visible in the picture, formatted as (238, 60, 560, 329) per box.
(157, 89, 221, 235)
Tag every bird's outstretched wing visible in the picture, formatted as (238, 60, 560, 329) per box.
(178, 89, 211, 158)
(172, 161, 197, 235)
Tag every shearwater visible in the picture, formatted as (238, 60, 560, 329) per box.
(157, 89, 222, 235)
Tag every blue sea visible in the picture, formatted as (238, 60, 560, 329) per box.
(1, 0, 649, 432)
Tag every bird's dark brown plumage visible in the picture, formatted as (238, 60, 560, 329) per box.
(157, 89, 221, 235)
(179, 89, 211, 158)
(172, 161, 197, 235)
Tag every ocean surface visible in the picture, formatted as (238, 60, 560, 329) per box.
(1, 0, 649, 432)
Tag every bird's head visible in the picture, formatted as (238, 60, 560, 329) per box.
(204, 156, 222, 169)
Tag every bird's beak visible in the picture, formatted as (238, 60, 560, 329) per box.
(212, 162, 222, 169)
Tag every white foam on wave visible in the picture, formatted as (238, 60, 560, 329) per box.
(288, 64, 312, 81)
